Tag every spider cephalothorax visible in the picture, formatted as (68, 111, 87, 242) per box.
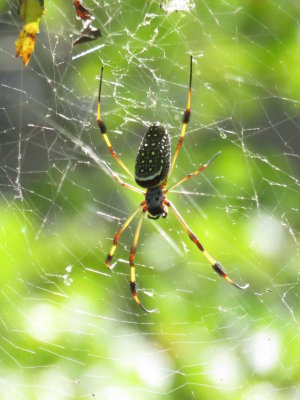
(97, 56, 249, 313)
(145, 187, 167, 219)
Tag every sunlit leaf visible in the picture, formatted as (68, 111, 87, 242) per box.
(15, 0, 45, 66)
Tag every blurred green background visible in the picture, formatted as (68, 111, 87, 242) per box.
(1, 0, 300, 399)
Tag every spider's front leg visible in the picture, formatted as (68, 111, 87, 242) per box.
(165, 199, 249, 290)
(129, 207, 158, 313)
(106, 202, 145, 269)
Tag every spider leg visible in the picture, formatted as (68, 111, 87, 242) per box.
(106, 201, 145, 269)
(104, 162, 144, 195)
(129, 208, 158, 313)
(165, 200, 249, 290)
(164, 151, 221, 194)
(97, 66, 134, 179)
(167, 55, 192, 183)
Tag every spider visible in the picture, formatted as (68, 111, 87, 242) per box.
(97, 56, 249, 312)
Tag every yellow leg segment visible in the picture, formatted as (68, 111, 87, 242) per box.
(167, 55, 193, 182)
(106, 202, 145, 269)
(129, 209, 157, 313)
(97, 66, 134, 179)
(166, 200, 249, 290)
(165, 151, 221, 193)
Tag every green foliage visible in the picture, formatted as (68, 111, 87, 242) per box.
(0, 0, 300, 399)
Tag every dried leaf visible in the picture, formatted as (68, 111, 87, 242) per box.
(73, 0, 92, 21)
(73, 24, 102, 46)
(15, 0, 45, 66)
(72, 0, 102, 46)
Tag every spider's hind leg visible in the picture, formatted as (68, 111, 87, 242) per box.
(97, 66, 133, 179)
(167, 55, 193, 182)
(165, 151, 221, 193)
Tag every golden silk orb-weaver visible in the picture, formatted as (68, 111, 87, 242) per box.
(97, 56, 249, 313)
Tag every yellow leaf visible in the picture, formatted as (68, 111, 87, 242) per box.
(15, 0, 45, 67)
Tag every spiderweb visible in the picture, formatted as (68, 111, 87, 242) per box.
(1, 0, 300, 399)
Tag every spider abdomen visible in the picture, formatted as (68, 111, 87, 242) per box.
(135, 124, 171, 188)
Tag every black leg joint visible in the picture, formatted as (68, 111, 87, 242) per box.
(183, 110, 190, 124)
(130, 281, 136, 294)
(213, 262, 226, 277)
(98, 120, 107, 134)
